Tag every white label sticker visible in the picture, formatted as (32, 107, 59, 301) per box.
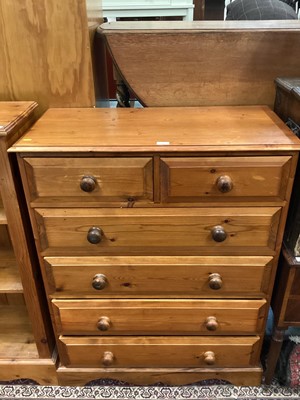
(156, 141, 170, 145)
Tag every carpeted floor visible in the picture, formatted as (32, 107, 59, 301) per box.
(1, 384, 300, 400)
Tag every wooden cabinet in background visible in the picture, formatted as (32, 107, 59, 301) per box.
(0, 102, 57, 384)
(10, 106, 300, 386)
(264, 78, 300, 385)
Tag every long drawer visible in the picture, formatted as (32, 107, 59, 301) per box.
(161, 156, 292, 202)
(59, 336, 261, 368)
(52, 299, 267, 336)
(44, 255, 273, 298)
(35, 207, 281, 255)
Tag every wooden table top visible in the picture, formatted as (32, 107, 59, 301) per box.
(10, 106, 300, 153)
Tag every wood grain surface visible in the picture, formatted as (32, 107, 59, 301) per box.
(44, 255, 273, 299)
(10, 107, 300, 153)
(0, 0, 95, 114)
(100, 20, 300, 107)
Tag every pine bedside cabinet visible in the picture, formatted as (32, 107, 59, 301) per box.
(9, 106, 300, 386)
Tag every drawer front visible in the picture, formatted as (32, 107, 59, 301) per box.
(59, 336, 261, 368)
(161, 156, 292, 202)
(45, 256, 273, 298)
(35, 207, 281, 255)
(52, 299, 267, 335)
(22, 157, 153, 204)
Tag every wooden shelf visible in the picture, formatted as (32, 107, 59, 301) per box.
(0, 249, 23, 293)
(0, 305, 39, 359)
(0, 207, 7, 225)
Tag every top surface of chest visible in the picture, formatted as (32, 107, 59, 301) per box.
(9, 106, 300, 153)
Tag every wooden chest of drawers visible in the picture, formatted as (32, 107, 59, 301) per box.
(10, 106, 300, 386)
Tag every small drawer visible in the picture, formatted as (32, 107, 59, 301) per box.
(59, 335, 261, 368)
(22, 157, 153, 205)
(160, 156, 292, 202)
(52, 299, 267, 336)
(35, 207, 281, 255)
(45, 256, 273, 298)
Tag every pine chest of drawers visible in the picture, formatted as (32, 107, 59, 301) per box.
(10, 106, 300, 386)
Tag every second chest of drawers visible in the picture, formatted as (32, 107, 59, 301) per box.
(11, 106, 300, 386)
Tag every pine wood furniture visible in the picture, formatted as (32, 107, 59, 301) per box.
(0, 102, 57, 384)
(99, 20, 300, 108)
(10, 106, 300, 386)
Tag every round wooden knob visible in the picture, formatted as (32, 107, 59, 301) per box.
(92, 274, 107, 290)
(205, 316, 219, 331)
(204, 351, 215, 365)
(208, 273, 223, 290)
(102, 351, 114, 366)
(80, 175, 97, 192)
(211, 225, 227, 242)
(216, 175, 233, 193)
(87, 227, 102, 244)
(97, 316, 111, 331)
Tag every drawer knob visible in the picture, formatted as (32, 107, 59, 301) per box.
(92, 274, 107, 290)
(211, 225, 227, 242)
(87, 227, 102, 244)
(102, 351, 114, 366)
(204, 351, 215, 365)
(80, 175, 96, 192)
(205, 316, 219, 331)
(97, 316, 111, 331)
(216, 175, 233, 193)
(208, 273, 223, 290)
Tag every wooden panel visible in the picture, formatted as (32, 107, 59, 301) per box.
(0, 102, 38, 140)
(0, 305, 38, 359)
(35, 207, 281, 255)
(274, 78, 300, 125)
(0, 102, 55, 358)
(0, 293, 25, 305)
(100, 21, 300, 107)
(44, 255, 273, 298)
(290, 268, 300, 295)
(0, 249, 22, 293)
(0, 208, 7, 225)
(161, 156, 292, 202)
(52, 299, 266, 335)
(10, 107, 300, 153)
(0, 360, 58, 385)
(283, 299, 300, 324)
(59, 335, 261, 368)
(23, 157, 153, 204)
(0, 0, 95, 114)
(0, 226, 12, 248)
(57, 365, 263, 386)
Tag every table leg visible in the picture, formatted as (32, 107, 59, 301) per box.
(264, 327, 285, 385)
(113, 67, 130, 108)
